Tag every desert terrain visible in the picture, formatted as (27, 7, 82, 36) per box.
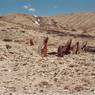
(0, 12, 95, 95)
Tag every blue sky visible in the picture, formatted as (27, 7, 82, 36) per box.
(0, 0, 95, 16)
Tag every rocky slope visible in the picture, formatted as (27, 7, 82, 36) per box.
(0, 12, 95, 95)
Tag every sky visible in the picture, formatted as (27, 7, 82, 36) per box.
(0, 0, 95, 16)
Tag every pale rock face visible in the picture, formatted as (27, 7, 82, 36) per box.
(33, 15, 38, 18)
(33, 14, 40, 23)
(35, 21, 40, 25)
(37, 18, 40, 22)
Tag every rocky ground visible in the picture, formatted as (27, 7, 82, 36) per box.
(0, 12, 95, 95)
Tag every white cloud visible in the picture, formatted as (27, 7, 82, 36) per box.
(23, 5, 29, 9)
(23, 5, 36, 12)
(28, 8, 36, 12)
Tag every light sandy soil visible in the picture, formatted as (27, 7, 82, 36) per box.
(0, 13, 95, 95)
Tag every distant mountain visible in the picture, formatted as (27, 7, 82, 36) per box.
(0, 12, 95, 40)
(0, 12, 95, 27)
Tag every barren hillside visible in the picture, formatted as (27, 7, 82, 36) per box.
(0, 12, 95, 95)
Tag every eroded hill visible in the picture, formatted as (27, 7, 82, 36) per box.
(0, 13, 95, 95)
